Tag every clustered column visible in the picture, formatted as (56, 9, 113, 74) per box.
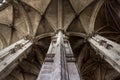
(37, 31, 81, 80)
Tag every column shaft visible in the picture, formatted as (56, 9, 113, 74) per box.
(37, 31, 80, 80)
(88, 34, 120, 72)
(0, 38, 32, 80)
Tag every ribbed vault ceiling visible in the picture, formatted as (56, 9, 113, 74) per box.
(0, 0, 120, 80)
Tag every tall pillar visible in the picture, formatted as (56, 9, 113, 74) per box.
(37, 31, 80, 80)
(88, 34, 120, 73)
(0, 36, 32, 80)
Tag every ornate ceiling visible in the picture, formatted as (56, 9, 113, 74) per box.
(0, 0, 120, 80)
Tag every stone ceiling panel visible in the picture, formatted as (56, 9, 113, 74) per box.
(14, 4, 30, 36)
(21, 0, 51, 14)
(67, 18, 86, 33)
(36, 18, 54, 36)
(0, 39, 3, 49)
(0, 24, 11, 45)
(0, 4, 13, 25)
(27, 8, 41, 36)
(45, 0, 58, 29)
(79, 1, 96, 34)
(63, 0, 75, 30)
(11, 31, 20, 44)
(70, 0, 94, 14)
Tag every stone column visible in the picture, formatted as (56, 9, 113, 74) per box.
(88, 34, 120, 73)
(0, 37, 32, 80)
(37, 31, 81, 80)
